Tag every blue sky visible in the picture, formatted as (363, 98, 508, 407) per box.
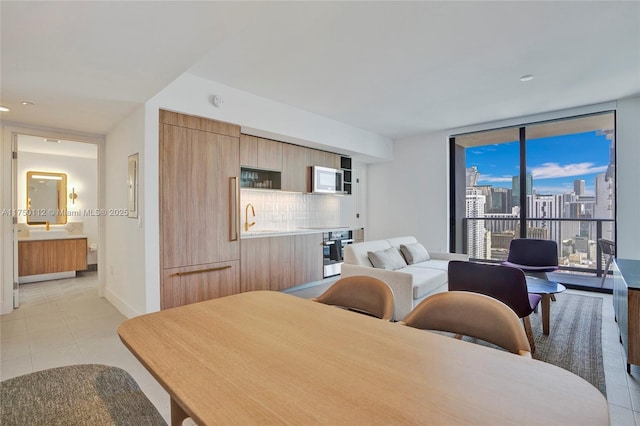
(466, 131, 612, 196)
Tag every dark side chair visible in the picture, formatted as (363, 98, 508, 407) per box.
(448, 260, 541, 352)
(598, 238, 616, 287)
(503, 238, 559, 280)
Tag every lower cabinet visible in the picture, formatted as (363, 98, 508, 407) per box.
(161, 261, 240, 309)
(613, 259, 640, 373)
(241, 234, 323, 292)
(18, 238, 87, 276)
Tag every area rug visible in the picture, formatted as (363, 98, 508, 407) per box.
(463, 292, 606, 395)
(530, 293, 606, 395)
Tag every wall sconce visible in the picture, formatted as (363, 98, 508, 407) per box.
(69, 187, 78, 204)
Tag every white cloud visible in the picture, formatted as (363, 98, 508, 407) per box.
(477, 175, 513, 183)
(529, 162, 608, 179)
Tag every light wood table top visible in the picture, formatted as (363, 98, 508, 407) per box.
(118, 291, 609, 426)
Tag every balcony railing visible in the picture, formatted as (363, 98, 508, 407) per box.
(462, 218, 615, 279)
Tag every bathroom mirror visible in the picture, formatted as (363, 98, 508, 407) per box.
(26, 171, 68, 224)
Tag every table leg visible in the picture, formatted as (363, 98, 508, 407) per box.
(541, 294, 551, 335)
(171, 397, 189, 426)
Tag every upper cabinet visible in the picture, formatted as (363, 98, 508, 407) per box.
(282, 143, 310, 193)
(310, 149, 340, 169)
(241, 132, 342, 194)
(240, 134, 283, 171)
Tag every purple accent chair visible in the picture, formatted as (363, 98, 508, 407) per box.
(502, 239, 559, 280)
(448, 260, 541, 352)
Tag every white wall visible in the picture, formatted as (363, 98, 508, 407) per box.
(103, 105, 147, 317)
(616, 96, 640, 259)
(367, 131, 450, 251)
(17, 151, 99, 265)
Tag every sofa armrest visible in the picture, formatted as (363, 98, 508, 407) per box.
(341, 263, 415, 321)
(429, 252, 469, 262)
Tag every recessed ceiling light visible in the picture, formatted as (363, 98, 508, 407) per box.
(44, 138, 61, 143)
(0, 106, 9, 112)
(21, 101, 34, 106)
(520, 75, 534, 82)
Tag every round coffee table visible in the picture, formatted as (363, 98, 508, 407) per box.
(525, 276, 566, 335)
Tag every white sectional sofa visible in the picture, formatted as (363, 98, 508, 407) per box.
(341, 236, 468, 321)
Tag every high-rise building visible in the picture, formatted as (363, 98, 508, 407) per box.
(466, 187, 486, 259)
(574, 179, 586, 196)
(512, 174, 533, 208)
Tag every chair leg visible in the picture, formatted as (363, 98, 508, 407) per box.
(523, 316, 535, 354)
(601, 256, 613, 288)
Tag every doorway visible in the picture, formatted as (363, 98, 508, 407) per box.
(13, 134, 100, 306)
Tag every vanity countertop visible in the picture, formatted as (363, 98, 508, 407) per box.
(18, 233, 87, 241)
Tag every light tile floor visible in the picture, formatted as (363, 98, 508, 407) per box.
(2, 272, 640, 425)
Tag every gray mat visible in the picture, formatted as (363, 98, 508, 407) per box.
(530, 292, 606, 395)
(0, 364, 166, 426)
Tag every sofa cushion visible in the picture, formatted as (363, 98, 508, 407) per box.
(400, 243, 430, 264)
(344, 240, 392, 266)
(409, 259, 450, 272)
(386, 236, 418, 250)
(401, 266, 448, 299)
(368, 247, 407, 270)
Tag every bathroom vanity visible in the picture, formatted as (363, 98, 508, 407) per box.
(18, 235, 87, 281)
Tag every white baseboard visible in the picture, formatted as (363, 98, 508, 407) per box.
(104, 287, 140, 319)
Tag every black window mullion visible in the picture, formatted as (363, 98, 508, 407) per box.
(519, 127, 527, 238)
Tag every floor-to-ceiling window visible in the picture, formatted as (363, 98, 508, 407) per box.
(450, 112, 615, 279)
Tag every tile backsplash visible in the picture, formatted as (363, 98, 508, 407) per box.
(241, 189, 340, 232)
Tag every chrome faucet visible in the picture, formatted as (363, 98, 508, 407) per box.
(244, 203, 256, 231)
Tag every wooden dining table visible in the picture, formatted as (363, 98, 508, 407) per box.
(118, 291, 609, 426)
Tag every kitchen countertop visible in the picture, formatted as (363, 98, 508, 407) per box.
(241, 226, 361, 239)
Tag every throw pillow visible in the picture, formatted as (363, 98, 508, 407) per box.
(368, 247, 407, 270)
(400, 243, 430, 264)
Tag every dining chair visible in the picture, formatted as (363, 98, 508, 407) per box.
(503, 238, 559, 280)
(598, 238, 615, 287)
(448, 260, 541, 352)
(399, 291, 532, 357)
(312, 275, 395, 320)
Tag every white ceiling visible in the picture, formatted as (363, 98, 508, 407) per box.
(1, 1, 639, 141)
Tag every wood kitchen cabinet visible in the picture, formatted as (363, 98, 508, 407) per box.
(282, 144, 310, 192)
(293, 233, 324, 284)
(240, 134, 282, 171)
(241, 233, 322, 292)
(161, 260, 240, 308)
(18, 238, 87, 276)
(310, 149, 340, 169)
(159, 110, 241, 309)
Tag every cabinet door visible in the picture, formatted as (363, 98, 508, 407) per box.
(241, 237, 271, 292)
(282, 144, 310, 192)
(160, 124, 240, 269)
(294, 233, 323, 284)
(240, 134, 258, 167)
(310, 149, 340, 169)
(269, 236, 296, 291)
(257, 138, 283, 171)
(161, 261, 240, 309)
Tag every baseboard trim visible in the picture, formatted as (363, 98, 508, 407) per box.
(104, 287, 141, 319)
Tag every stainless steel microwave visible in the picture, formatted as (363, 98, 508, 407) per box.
(312, 166, 344, 194)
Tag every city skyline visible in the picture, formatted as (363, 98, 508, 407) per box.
(466, 130, 612, 196)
